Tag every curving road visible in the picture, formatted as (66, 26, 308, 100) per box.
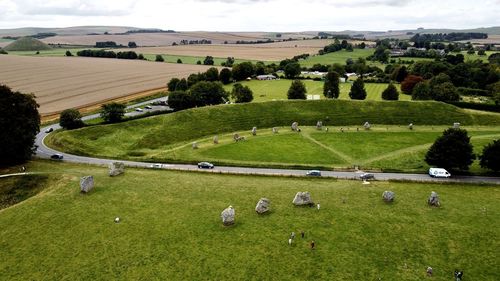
(34, 99, 500, 185)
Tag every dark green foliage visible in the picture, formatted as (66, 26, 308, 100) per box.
(167, 91, 195, 110)
(219, 68, 232, 84)
(391, 66, 408, 82)
(190, 81, 228, 106)
(203, 56, 214, 65)
(0, 85, 40, 165)
(77, 49, 117, 58)
(0, 49, 7, 54)
(155, 55, 164, 62)
(59, 109, 84, 130)
(65, 50, 72, 56)
(100, 102, 126, 123)
(412, 82, 432, 100)
(432, 82, 459, 102)
(371, 46, 390, 63)
(425, 128, 475, 171)
(205, 67, 219, 82)
(349, 79, 367, 100)
(381, 83, 399, 100)
(232, 62, 255, 81)
(287, 80, 307, 100)
(284, 62, 301, 79)
(196, 60, 201, 65)
(116, 51, 138, 60)
(167, 78, 180, 91)
(95, 41, 117, 48)
(488, 53, 500, 64)
(330, 63, 346, 76)
(231, 83, 254, 103)
(224, 57, 235, 67)
(176, 79, 188, 91)
(323, 70, 340, 98)
(177, 59, 182, 64)
(480, 139, 500, 171)
(128, 41, 137, 48)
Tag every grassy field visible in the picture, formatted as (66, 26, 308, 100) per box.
(47, 100, 500, 172)
(0, 161, 498, 280)
(224, 80, 410, 102)
(299, 49, 375, 67)
(142, 54, 264, 66)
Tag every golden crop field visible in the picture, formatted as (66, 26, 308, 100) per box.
(0, 55, 214, 115)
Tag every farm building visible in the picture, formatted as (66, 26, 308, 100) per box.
(256, 74, 277, 80)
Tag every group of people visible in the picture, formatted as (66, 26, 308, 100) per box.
(288, 231, 315, 249)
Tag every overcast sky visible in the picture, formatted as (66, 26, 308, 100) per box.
(0, 0, 499, 31)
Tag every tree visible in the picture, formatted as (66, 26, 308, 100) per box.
(232, 62, 255, 81)
(359, 42, 366, 49)
(287, 80, 307, 99)
(330, 63, 346, 77)
(381, 83, 399, 100)
(323, 70, 340, 98)
(0, 85, 40, 165)
(478, 49, 486, 56)
(224, 57, 235, 67)
(176, 78, 188, 91)
(219, 68, 232, 84)
(167, 91, 195, 110)
(412, 82, 432, 100)
(155, 55, 164, 62)
(65, 50, 73, 56)
(349, 78, 367, 100)
(203, 56, 214, 65)
(425, 128, 475, 171)
(59, 109, 84, 130)
(284, 62, 301, 79)
(190, 81, 228, 106)
(401, 75, 424, 95)
(479, 139, 500, 171)
(391, 65, 408, 82)
(231, 83, 254, 103)
(100, 102, 126, 123)
(167, 78, 180, 91)
(205, 67, 219, 82)
(177, 58, 183, 64)
(128, 41, 137, 48)
(432, 82, 459, 101)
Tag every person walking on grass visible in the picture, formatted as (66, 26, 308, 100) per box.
(310, 241, 315, 250)
(301, 230, 305, 238)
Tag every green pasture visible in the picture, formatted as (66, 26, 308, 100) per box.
(299, 49, 375, 67)
(224, 80, 410, 102)
(142, 54, 266, 66)
(0, 161, 498, 280)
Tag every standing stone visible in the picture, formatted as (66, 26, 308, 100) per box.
(108, 162, 125, 177)
(255, 198, 270, 214)
(233, 133, 240, 141)
(292, 192, 314, 206)
(363, 122, 371, 130)
(272, 127, 279, 134)
(408, 123, 413, 130)
(453, 122, 460, 129)
(316, 121, 323, 130)
(213, 135, 219, 144)
(291, 122, 299, 131)
(192, 142, 198, 149)
(428, 191, 440, 207)
(382, 191, 395, 203)
(252, 127, 257, 136)
(221, 205, 235, 226)
(80, 176, 94, 193)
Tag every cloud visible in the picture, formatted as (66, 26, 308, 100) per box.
(195, 0, 269, 3)
(327, 0, 414, 7)
(14, 0, 137, 17)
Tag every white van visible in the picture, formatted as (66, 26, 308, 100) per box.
(428, 168, 451, 178)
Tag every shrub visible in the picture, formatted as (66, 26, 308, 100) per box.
(480, 139, 500, 171)
(349, 79, 367, 100)
(287, 80, 307, 99)
(59, 109, 84, 130)
(381, 83, 399, 100)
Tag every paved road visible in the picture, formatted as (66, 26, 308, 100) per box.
(34, 99, 500, 185)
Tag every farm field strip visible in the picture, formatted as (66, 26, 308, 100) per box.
(0, 55, 215, 115)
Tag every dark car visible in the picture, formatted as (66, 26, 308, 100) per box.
(50, 154, 63, 160)
(198, 162, 214, 169)
(306, 170, 321, 176)
(359, 173, 375, 180)
(45, 127, 54, 133)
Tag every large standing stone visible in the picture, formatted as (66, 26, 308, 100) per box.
(252, 127, 257, 136)
(408, 123, 413, 130)
(363, 122, 371, 130)
(213, 135, 219, 144)
(221, 206, 235, 226)
(292, 192, 314, 206)
(108, 162, 125, 177)
(316, 121, 323, 130)
(382, 191, 395, 203)
(291, 122, 299, 131)
(192, 142, 198, 149)
(80, 176, 94, 193)
(255, 198, 270, 214)
(233, 133, 240, 141)
(272, 127, 279, 134)
(453, 122, 460, 129)
(428, 191, 440, 207)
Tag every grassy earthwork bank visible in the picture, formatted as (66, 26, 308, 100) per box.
(0, 161, 498, 280)
(46, 100, 500, 173)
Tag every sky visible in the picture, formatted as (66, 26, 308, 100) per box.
(0, 0, 499, 31)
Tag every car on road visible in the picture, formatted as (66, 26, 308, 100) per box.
(359, 173, 375, 180)
(145, 105, 153, 109)
(428, 168, 451, 178)
(151, 163, 164, 169)
(45, 127, 54, 133)
(50, 154, 63, 160)
(135, 108, 143, 112)
(198, 162, 214, 169)
(306, 170, 321, 176)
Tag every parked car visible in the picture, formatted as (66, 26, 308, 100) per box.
(359, 173, 375, 180)
(145, 105, 153, 109)
(306, 170, 321, 176)
(50, 154, 63, 160)
(151, 163, 164, 169)
(428, 168, 451, 178)
(198, 162, 214, 169)
(135, 108, 143, 112)
(44, 127, 54, 133)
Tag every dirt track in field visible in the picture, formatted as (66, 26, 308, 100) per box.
(0, 55, 214, 115)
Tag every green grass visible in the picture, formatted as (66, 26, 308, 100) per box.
(8, 48, 96, 57)
(3, 37, 51, 51)
(299, 49, 375, 67)
(224, 80, 410, 102)
(143, 54, 267, 66)
(0, 174, 49, 209)
(0, 160, 498, 280)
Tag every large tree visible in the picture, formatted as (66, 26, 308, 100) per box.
(190, 81, 228, 106)
(323, 70, 340, 98)
(219, 68, 232, 85)
(59, 109, 84, 130)
(287, 80, 307, 99)
(232, 62, 255, 81)
(0, 85, 40, 165)
(349, 78, 367, 100)
(231, 83, 254, 103)
(401, 75, 424, 95)
(425, 128, 475, 171)
(479, 139, 500, 171)
(100, 102, 126, 123)
(381, 83, 399, 100)
(167, 78, 180, 91)
(284, 62, 301, 79)
(167, 91, 195, 111)
(205, 67, 219, 82)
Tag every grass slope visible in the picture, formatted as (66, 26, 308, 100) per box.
(3, 37, 52, 51)
(0, 161, 498, 280)
(299, 49, 374, 67)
